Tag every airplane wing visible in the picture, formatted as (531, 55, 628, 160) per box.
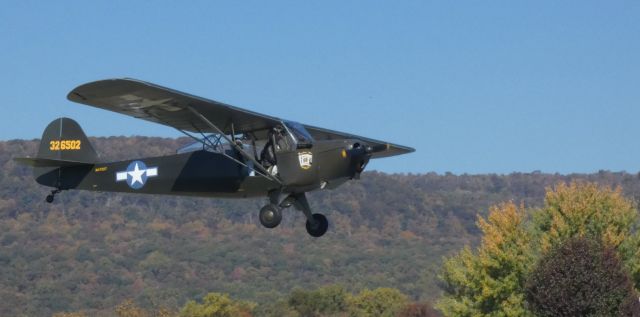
(68, 78, 414, 158)
(68, 78, 281, 136)
(303, 124, 415, 159)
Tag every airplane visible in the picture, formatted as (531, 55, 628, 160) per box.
(15, 78, 414, 237)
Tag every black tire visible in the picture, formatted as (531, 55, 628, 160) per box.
(45, 195, 54, 203)
(259, 204, 282, 228)
(305, 213, 328, 237)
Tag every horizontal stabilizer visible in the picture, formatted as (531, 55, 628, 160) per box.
(14, 157, 95, 167)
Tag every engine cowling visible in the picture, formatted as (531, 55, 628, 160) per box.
(348, 142, 371, 178)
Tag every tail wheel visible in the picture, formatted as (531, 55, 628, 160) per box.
(305, 213, 328, 237)
(45, 189, 60, 204)
(259, 204, 282, 228)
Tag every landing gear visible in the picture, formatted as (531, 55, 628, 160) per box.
(259, 204, 282, 228)
(45, 189, 61, 204)
(305, 213, 328, 237)
(259, 191, 329, 237)
(290, 192, 329, 237)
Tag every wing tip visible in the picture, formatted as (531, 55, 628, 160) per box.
(390, 144, 416, 154)
(67, 77, 149, 102)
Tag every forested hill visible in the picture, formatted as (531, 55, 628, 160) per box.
(2, 137, 640, 316)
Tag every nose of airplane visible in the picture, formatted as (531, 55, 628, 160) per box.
(347, 142, 371, 179)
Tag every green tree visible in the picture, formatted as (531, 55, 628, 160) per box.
(348, 287, 408, 317)
(139, 250, 172, 279)
(525, 237, 640, 316)
(437, 202, 535, 317)
(179, 292, 255, 317)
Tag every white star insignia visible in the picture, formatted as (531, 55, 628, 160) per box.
(128, 162, 145, 185)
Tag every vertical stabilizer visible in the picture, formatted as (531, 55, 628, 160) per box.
(37, 117, 98, 163)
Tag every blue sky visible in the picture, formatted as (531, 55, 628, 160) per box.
(1, 1, 639, 174)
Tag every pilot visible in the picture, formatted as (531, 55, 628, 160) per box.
(260, 126, 287, 175)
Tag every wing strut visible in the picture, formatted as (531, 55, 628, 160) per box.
(184, 106, 283, 185)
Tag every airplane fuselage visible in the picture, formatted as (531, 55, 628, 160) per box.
(33, 139, 363, 198)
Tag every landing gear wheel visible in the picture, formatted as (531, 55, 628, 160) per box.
(45, 189, 61, 204)
(305, 213, 328, 237)
(259, 204, 282, 228)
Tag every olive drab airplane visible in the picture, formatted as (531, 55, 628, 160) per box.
(15, 79, 414, 237)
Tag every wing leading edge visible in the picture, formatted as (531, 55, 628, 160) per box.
(67, 78, 414, 158)
(303, 124, 415, 159)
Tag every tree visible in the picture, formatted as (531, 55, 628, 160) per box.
(115, 299, 149, 317)
(288, 284, 349, 316)
(535, 182, 640, 289)
(525, 237, 640, 316)
(115, 299, 173, 317)
(138, 250, 172, 279)
(437, 202, 535, 316)
(179, 292, 255, 317)
(348, 287, 408, 317)
(252, 299, 299, 317)
(397, 302, 440, 317)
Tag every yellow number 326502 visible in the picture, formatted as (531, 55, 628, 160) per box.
(49, 140, 81, 151)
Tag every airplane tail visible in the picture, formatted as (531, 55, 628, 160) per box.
(15, 117, 98, 190)
(36, 117, 98, 163)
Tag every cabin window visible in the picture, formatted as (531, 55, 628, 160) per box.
(283, 121, 314, 148)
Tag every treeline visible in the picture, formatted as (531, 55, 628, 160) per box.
(2, 138, 640, 316)
(55, 286, 439, 317)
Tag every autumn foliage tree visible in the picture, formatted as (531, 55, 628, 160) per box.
(179, 292, 255, 317)
(397, 302, 440, 317)
(437, 181, 640, 316)
(437, 202, 534, 316)
(535, 182, 640, 288)
(525, 237, 640, 316)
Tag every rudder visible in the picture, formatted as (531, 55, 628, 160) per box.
(37, 117, 98, 163)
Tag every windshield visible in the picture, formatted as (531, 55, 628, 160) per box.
(283, 121, 314, 145)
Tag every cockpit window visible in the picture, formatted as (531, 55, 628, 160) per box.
(176, 134, 229, 154)
(283, 121, 314, 145)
